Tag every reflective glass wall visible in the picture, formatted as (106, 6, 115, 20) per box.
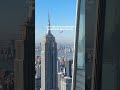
(72, 0, 85, 90)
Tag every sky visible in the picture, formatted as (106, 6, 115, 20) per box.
(35, 0, 76, 44)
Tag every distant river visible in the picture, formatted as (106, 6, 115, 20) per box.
(35, 50, 73, 59)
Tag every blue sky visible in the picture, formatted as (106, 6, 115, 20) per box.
(35, 0, 76, 44)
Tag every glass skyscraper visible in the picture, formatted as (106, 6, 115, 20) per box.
(72, 0, 85, 90)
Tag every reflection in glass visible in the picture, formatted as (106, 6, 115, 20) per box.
(72, 0, 85, 90)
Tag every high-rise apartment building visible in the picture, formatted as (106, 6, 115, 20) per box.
(40, 15, 58, 90)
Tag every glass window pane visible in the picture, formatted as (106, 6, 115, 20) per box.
(74, 0, 85, 90)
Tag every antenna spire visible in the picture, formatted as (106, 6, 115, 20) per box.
(47, 12, 51, 34)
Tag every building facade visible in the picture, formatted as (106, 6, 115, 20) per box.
(72, 0, 85, 90)
(65, 60, 73, 78)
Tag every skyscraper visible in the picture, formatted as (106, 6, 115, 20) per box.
(72, 0, 85, 90)
(14, 0, 35, 90)
(41, 15, 58, 90)
(65, 60, 73, 78)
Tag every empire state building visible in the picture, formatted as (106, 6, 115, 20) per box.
(41, 15, 58, 90)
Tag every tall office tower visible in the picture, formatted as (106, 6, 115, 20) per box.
(61, 77, 72, 90)
(40, 15, 58, 90)
(65, 60, 73, 78)
(72, 0, 85, 90)
(14, 0, 35, 90)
